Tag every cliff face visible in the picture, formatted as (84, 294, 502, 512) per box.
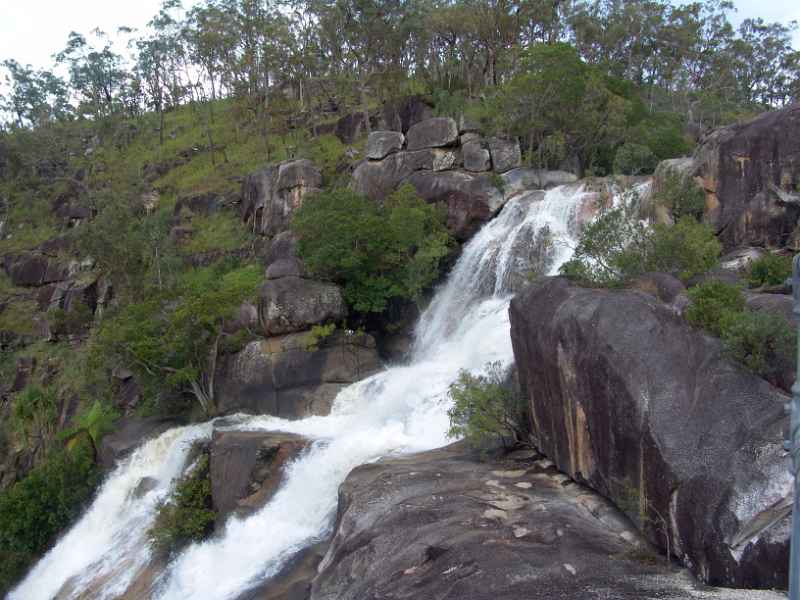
(509, 277, 791, 589)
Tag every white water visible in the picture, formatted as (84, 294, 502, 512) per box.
(11, 184, 594, 600)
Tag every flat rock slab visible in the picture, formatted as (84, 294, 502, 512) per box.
(310, 445, 783, 600)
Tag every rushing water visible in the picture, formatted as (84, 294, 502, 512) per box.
(11, 184, 596, 600)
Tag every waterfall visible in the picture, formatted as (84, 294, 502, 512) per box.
(10, 184, 595, 600)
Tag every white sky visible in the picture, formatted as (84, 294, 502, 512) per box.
(0, 0, 798, 73)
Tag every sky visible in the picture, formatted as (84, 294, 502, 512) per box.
(0, 0, 798, 73)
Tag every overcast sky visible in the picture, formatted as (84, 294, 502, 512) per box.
(0, 0, 798, 72)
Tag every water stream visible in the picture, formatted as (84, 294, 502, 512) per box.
(10, 184, 595, 600)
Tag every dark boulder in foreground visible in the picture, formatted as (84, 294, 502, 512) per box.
(309, 444, 784, 600)
(509, 277, 791, 589)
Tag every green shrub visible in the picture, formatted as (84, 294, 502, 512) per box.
(560, 205, 720, 286)
(654, 169, 705, 221)
(304, 322, 336, 351)
(0, 438, 99, 595)
(748, 254, 793, 288)
(148, 450, 216, 558)
(12, 385, 58, 447)
(613, 143, 657, 175)
(182, 212, 254, 255)
(446, 362, 526, 451)
(684, 281, 746, 336)
(47, 298, 94, 336)
(720, 310, 796, 380)
(647, 218, 722, 282)
(293, 184, 453, 314)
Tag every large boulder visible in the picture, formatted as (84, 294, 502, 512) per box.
(258, 276, 346, 337)
(405, 117, 459, 151)
(351, 150, 434, 200)
(692, 105, 800, 249)
(209, 430, 308, 521)
(2, 252, 69, 287)
(462, 140, 491, 172)
(215, 331, 381, 417)
(241, 160, 322, 236)
(365, 131, 404, 160)
(500, 168, 579, 199)
(509, 277, 791, 589)
(407, 170, 506, 240)
(487, 137, 522, 173)
(310, 444, 784, 600)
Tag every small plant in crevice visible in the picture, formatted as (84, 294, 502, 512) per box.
(148, 448, 216, 558)
(446, 361, 527, 452)
(304, 322, 336, 352)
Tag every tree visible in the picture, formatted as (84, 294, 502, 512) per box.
(96, 263, 262, 415)
(1, 60, 71, 127)
(447, 361, 527, 450)
(292, 184, 453, 314)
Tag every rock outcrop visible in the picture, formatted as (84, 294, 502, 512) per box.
(209, 429, 308, 521)
(352, 118, 542, 240)
(670, 104, 800, 250)
(309, 444, 785, 600)
(258, 276, 347, 337)
(241, 160, 322, 236)
(509, 277, 791, 589)
(215, 331, 381, 417)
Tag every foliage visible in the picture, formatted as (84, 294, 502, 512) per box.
(148, 450, 216, 558)
(182, 212, 254, 255)
(748, 254, 794, 288)
(0, 438, 99, 595)
(720, 310, 796, 379)
(95, 262, 262, 414)
(293, 185, 453, 314)
(684, 281, 747, 336)
(561, 198, 720, 286)
(684, 280, 795, 381)
(654, 169, 706, 222)
(613, 143, 657, 175)
(12, 385, 58, 448)
(446, 362, 526, 451)
(47, 298, 94, 337)
(304, 322, 337, 352)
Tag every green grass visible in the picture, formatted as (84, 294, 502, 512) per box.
(182, 212, 254, 255)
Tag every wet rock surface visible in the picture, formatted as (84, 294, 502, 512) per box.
(309, 444, 784, 600)
(258, 276, 347, 337)
(509, 277, 791, 589)
(209, 429, 308, 521)
(216, 331, 381, 417)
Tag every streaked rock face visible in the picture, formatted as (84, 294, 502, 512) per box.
(510, 277, 791, 589)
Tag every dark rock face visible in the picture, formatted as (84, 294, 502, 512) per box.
(216, 331, 381, 417)
(258, 276, 347, 336)
(209, 430, 307, 521)
(407, 170, 505, 240)
(242, 160, 322, 236)
(310, 444, 783, 600)
(3, 253, 68, 287)
(487, 137, 522, 173)
(380, 95, 434, 133)
(509, 277, 791, 589)
(462, 140, 491, 172)
(351, 150, 434, 200)
(365, 131, 404, 160)
(405, 117, 459, 151)
(692, 104, 800, 249)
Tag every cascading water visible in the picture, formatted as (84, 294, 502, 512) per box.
(10, 183, 598, 600)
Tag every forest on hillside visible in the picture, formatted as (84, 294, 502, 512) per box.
(0, 0, 799, 595)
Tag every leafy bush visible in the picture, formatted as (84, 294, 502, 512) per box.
(613, 143, 657, 175)
(304, 322, 336, 351)
(0, 438, 99, 595)
(293, 185, 453, 313)
(182, 212, 254, 255)
(12, 385, 58, 446)
(47, 298, 94, 336)
(96, 262, 263, 415)
(654, 169, 705, 221)
(748, 254, 793, 288)
(684, 281, 746, 336)
(560, 203, 720, 286)
(720, 310, 796, 380)
(447, 362, 527, 450)
(148, 450, 216, 558)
